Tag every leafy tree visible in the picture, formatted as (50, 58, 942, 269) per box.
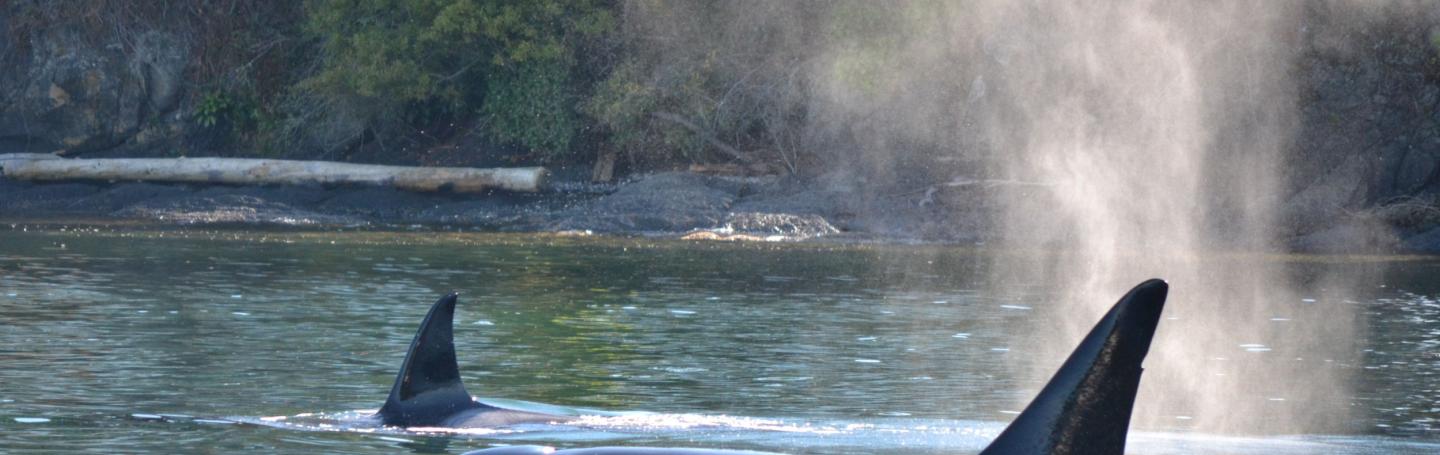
(584, 0, 818, 173)
(303, 0, 614, 158)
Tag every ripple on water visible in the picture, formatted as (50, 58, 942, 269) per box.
(655, 367, 708, 373)
(567, 414, 844, 434)
(3, 229, 1439, 451)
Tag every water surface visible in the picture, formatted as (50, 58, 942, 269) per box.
(1, 226, 1437, 453)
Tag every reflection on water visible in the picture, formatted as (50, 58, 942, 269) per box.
(0, 226, 1437, 454)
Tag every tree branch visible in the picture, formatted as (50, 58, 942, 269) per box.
(651, 111, 753, 162)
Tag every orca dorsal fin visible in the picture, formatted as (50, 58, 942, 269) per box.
(980, 279, 1169, 455)
(377, 293, 488, 426)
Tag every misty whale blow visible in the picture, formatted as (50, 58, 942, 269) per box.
(377, 280, 1168, 454)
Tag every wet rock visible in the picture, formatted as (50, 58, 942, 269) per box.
(68, 182, 187, 213)
(721, 212, 839, 239)
(545, 172, 738, 232)
(731, 187, 851, 218)
(416, 198, 532, 228)
(727, 174, 864, 236)
(0, 182, 102, 214)
(679, 231, 770, 242)
(0, 176, 30, 194)
(318, 188, 445, 219)
(115, 186, 359, 227)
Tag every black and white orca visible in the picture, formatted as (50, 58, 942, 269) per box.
(381, 280, 1169, 455)
(374, 293, 571, 428)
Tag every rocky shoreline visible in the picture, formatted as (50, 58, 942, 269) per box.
(4, 171, 1439, 254)
(6, 4, 1440, 255)
(0, 172, 854, 241)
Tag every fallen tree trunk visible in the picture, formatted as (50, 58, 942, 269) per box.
(0, 157, 547, 193)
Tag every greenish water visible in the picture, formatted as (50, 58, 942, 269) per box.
(1, 226, 1437, 454)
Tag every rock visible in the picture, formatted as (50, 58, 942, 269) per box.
(0, 25, 188, 155)
(680, 231, 769, 242)
(0, 176, 32, 194)
(730, 187, 851, 217)
(0, 182, 102, 214)
(721, 212, 839, 239)
(115, 186, 359, 227)
(68, 182, 188, 213)
(545, 172, 739, 232)
(318, 187, 446, 219)
(1289, 9, 1440, 212)
(1279, 154, 1369, 237)
(1400, 225, 1440, 253)
(416, 198, 532, 228)
(1367, 195, 1440, 230)
(1289, 217, 1399, 254)
(729, 174, 860, 232)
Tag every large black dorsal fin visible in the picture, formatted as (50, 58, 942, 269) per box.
(377, 293, 488, 426)
(980, 279, 1169, 455)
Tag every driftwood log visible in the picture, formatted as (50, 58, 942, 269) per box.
(0, 155, 547, 193)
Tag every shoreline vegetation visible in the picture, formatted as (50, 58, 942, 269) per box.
(4, 2, 1440, 253)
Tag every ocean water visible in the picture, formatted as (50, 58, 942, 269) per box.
(0, 225, 1436, 454)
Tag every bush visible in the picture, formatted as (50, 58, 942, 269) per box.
(583, 1, 818, 173)
(302, 0, 614, 159)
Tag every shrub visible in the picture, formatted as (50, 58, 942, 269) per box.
(302, 0, 614, 159)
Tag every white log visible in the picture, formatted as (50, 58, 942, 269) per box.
(0, 153, 61, 161)
(0, 157, 547, 193)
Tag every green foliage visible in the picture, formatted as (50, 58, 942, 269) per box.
(482, 59, 578, 157)
(583, 61, 663, 154)
(193, 88, 288, 156)
(583, 1, 815, 171)
(302, 0, 614, 158)
(14, 0, 853, 170)
(822, 2, 941, 99)
(194, 90, 267, 132)
(584, 59, 711, 162)
(194, 91, 233, 128)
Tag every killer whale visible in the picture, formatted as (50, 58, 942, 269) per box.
(978, 278, 1167, 454)
(376, 293, 571, 427)
(378, 280, 1166, 453)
